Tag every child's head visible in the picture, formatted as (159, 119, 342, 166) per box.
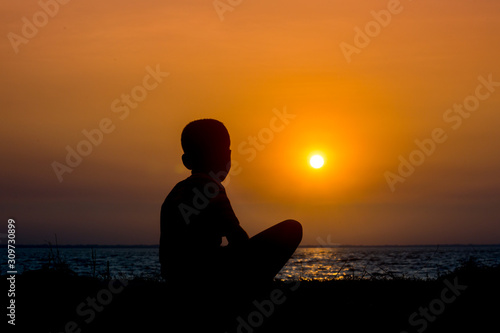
(181, 119, 231, 178)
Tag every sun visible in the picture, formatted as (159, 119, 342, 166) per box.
(309, 154, 325, 169)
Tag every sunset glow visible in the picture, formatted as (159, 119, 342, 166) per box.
(310, 155, 325, 169)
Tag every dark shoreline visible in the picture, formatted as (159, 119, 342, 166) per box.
(3, 259, 499, 333)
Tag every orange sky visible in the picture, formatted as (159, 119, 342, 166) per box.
(1, 0, 499, 245)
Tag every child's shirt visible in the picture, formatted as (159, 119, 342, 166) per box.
(159, 173, 240, 279)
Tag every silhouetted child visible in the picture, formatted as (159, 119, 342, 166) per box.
(160, 119, 302, 288)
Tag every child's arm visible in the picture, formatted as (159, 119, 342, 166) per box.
(226, 224, 249, 246)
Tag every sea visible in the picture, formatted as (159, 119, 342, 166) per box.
(2, 245, 500, 281)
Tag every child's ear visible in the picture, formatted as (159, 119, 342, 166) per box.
(182, 153, 193, 170)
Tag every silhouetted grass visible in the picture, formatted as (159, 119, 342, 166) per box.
(3, 257, 499, 332)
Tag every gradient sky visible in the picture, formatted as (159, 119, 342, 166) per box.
(1, 0, 499, 245)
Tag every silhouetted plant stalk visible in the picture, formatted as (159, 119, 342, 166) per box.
(91, 248, 97, 278)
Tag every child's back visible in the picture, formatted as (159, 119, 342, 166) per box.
(160, 172, 241, 280)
